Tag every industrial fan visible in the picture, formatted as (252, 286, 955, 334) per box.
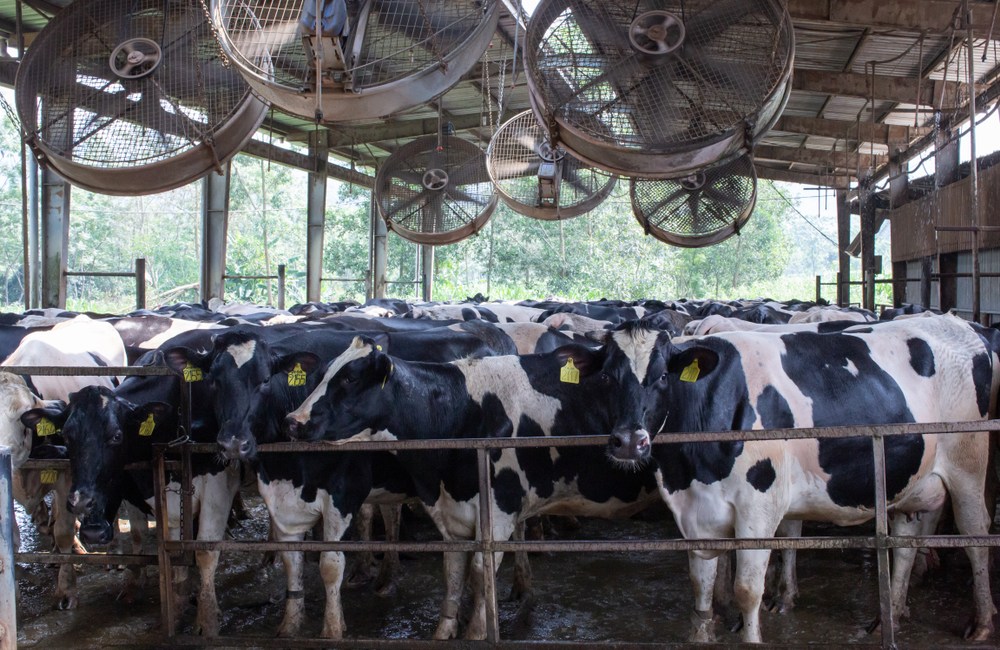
(212, 0, 499, 122)
(631, 153, 756, 248)
(375, 135, 497, 245)
(524, 0, 793, 179)
(15, 0, 267, 195)
(486, 110, 617, 220)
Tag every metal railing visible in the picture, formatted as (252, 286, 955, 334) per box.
(65, 257, 146, 310)
(224, 264, 287, 310)
(155, 419, 1000, 649)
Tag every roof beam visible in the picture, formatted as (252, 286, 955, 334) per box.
(787, 0, 991, 33)
(0, 59, 16, 87)
(755, 144, 885, 170)
(241, 139, 374, 189)
(757, 166, 851, 190)
(793, 69, 979, 106)
(287, 109, 516, 146)
(772, 116, 931, 146)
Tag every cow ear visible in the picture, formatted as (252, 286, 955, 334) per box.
(163, 347, 210, 379)
(554, 344, 605, 379)
(667, 346, 719, 382)
(21, 403, 69, 432)
(274, 352, 321, 378)
(129, 401, 174, 429)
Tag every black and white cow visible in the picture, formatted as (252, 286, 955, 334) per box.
(21, 328, 240, 636)
(283, 332, 664, 639)
(606, 314, 999, 643)
(164, 324, 517, 639)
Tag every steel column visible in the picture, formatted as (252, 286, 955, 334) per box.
(859, 177, 877, 311)
(836, 190, 851, 306)
(872, 434, 896, 650)
(0, 448, 15, 650)
(200, 163, 231, 302)
(421, 245, 434, 302)
(307, 131, 329, 302)
(26, 149, 40, 309)
(964, 0, 982, 323)
(371, 192, 387, 299)
(40, 167, 70, 308)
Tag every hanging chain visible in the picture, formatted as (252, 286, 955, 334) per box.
(197, 0, 232, 68)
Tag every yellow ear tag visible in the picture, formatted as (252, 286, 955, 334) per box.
(182, 363, 203, 383)
(680, 359, 700, 383)
(375, 345, 383, 351)
(381, 362, 393, 390)
(139, 413, 156, 437)
(560, 358, 580, 384)
(36, 417, 57, 437)
(288, 363, 307, 387)
(40, 469, 57, 484)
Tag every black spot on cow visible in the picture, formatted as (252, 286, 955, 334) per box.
(658, 441, 744, 493)
(492, 467, 526, 515)
(513, 415, 556, 501)
(906, 338, 935, 377)
(746, 459, 776, 492)
(779, 331, 914, 426)
(757, 386, 793, 429)
(818, 435, 924, 508)
(972, 352, 992, 416)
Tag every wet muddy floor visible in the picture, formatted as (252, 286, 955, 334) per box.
(11, 494, 1000, 648)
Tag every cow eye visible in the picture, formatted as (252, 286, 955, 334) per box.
(109, 431, 123, 445)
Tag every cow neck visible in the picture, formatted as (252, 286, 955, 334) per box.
(377, 358, 472, 439)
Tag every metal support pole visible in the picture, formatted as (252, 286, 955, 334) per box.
(872, 434, 896, 650)
(965, 0, 982, 323)
(476, 448, 499, 643)
(371, 193, 387, 299)
(200, 163, 231, 303)
(421, 244, 434, 302)
(27, 155, 39, 309)
(306, 131, 329, 303)
(859, 177, 877, 311)
(815, 275, 822, 303)
(277, 264, 286, 310)
(40, 167, 70, 308)
(135, 258, 146, 310)
(920, 257, 933, 308)
(836, 190, 851, 306)
(0, 448, 16, 650)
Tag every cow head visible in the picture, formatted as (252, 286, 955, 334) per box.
(1, 372, 59, 469)
(23, 385, 171, 545)
(605, 337, 720, 466)
(284, 336, 389, 442)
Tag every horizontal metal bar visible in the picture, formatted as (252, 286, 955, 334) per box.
(385, 280, 421, 285)
(933, 272, 1000, 278)
(64, 271, 136, 278)
(165, 420, 1000, 456)
(16, 552, 159, 566)
(19, 458, 69, 470)
(163, 533, 1000, 555)
(934, 225, 1000, 232)
(321, 277, 366, 283)
(224, 274, 279, 281)
(1, 366, 176, 377)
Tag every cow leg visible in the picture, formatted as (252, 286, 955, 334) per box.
(507, 519, 533, 603)
(52, 472, 81, 610)
(765, 519, 801, 613)
(946, 475, 997, 640)
(733, 515, 779, 644)
(319, 509, 353, 639)
(193, 471, 239, 637)
(275, 534, 307, 638)
(465, 515, 515, 640)
(373, 504, 401, 597)
(120, 503, 150, 603)
(688, 553, 719, 643)
(346, 503, 376, 586)
(433, 550, 468, 640)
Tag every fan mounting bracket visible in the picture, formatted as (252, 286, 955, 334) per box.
(628, 11, 685, 56)
(109, 37, 162, 79)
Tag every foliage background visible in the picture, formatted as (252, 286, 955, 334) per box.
(0, 114, 893, 312)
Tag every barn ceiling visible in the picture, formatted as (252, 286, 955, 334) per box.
(1, 0, 999, 192)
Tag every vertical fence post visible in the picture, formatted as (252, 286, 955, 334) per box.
(135, 258, 146, 310)
(0, 447, 16, 650)
(277, 264, 286, 310)
(476, 448, 499, 642)
(815, 275, 822, 303)
(872, 434, 896, 650)
(154, 446, 177, 636)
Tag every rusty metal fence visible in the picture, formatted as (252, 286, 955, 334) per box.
(155, 419, 1000, 650)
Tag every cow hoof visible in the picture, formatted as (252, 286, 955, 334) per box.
(320, 623, 344, 639)
(963, 620, 993, 641)
(195, 621, 220, 637)
(57, 595, 78, 610)
(433, 617, 459, 640)
(689, 609, 716, 643)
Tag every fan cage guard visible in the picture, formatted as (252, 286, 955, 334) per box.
(524, 0, 793, 179)
(212, 0, 499, 121)
(376, 135, 498, 246)
(486, 110, 617, 220)
(631, 154, 757, 248)
(16, 0, 266, 195)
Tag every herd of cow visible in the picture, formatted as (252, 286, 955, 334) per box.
(1, 296, 997, 644)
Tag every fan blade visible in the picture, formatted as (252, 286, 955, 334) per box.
(444, 183, 488, 207)
(687, 190, 702, 227)
(490, 159, 541, 179)
(566, 0, 633, 53)
(386, 186, 432, 223)
(702, 186, 745, 211)
(423, 191, 446, 234)
(644, 184, 690, 216)
(621, 62, 693, 144)
(448, 157, 492, 187)
(679, 46, 771, 95)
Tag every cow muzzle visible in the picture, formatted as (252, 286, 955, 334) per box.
(67, 489, 94, 517)
(283, 416, 315, 441)
(607, 428, 651, 463)
(79, 520, 114, 546)
(219, 433, 255, 460)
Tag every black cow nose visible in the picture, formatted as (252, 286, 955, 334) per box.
(284, 416, 302, 438)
